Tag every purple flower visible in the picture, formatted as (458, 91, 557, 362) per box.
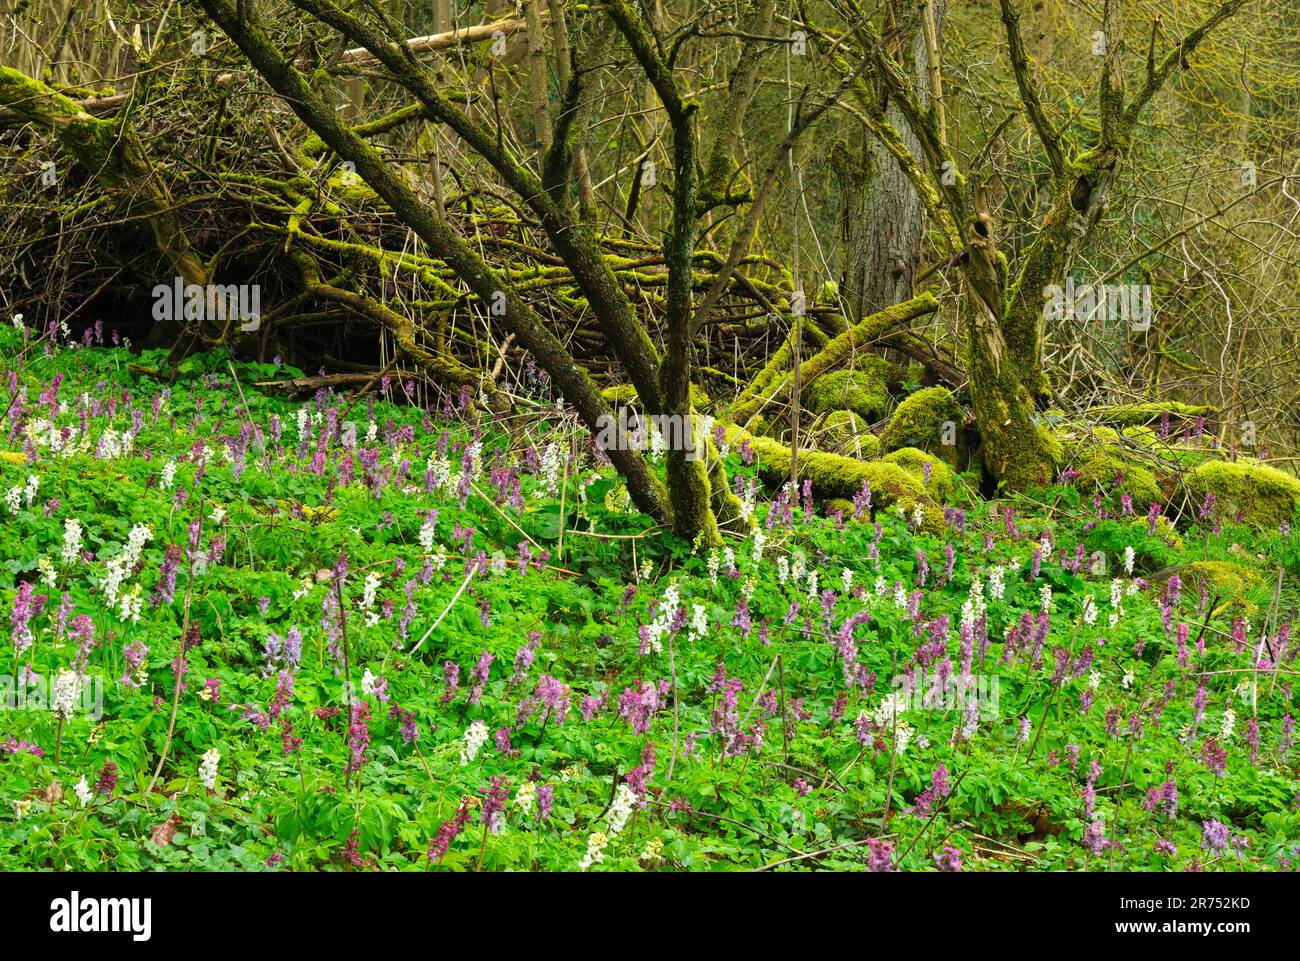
(10, 581, 37, 655)
(1082, 820, 1110, 855)
(1201, 819, 1231, 854)
(428, 799, 472, 861)
(933, 846, 963, 872)
(479, 776, 511, 834)
(535, 784, 554, 822)
(866, 838, 894, 872)
(345, 700, 372, 777)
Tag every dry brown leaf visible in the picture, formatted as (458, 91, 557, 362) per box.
(149, 813, 183, 846)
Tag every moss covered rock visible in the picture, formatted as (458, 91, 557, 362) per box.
(883, 447, 955, 501)
(1185, 460, 1300, 528)
(1073, 449, 1161, 508)
(803, 358, 892, 421)
(880, 387, 961, 462)
(722, 424, 927, 506)
(817, 410, 881, 459)
(1183, 560, 1261, 600)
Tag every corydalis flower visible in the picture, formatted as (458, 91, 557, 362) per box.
(460, 720, 488, 765)
(10, 581, 38, 654)
(198, 748, 220, 790)
(479, 776, 511, 834)
(345, 700, 372, 776)
(428, 799, 472, 862)
(52, 669, 80, 719)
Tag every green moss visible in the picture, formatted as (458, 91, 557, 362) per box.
(880, 387, 961, 463)
(1074, 449, 1160, 507)
(1185, 460, 1300, 528)
(883, 447, 955, 501)
(721, 424, 927, 505)
(1087, 402, 1217, 428)
(601, 383, 710, 410)
(817, 410, 881, 459)
(1184, 561, 1261, 600)
(803, 358, 892, 421)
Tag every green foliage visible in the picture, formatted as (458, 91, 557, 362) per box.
(1, 337, 1296, 873)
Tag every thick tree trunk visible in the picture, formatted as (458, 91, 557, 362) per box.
(836, 1, 945, 321)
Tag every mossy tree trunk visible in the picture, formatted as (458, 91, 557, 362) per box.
(822, 0, 1247, 491)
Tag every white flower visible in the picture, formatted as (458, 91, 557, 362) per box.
(1220, 708, 1236, 741)
(14, 798, 32, 820)
(775, 555, 789, 585)
(1121, 668, 1135, 690)
(751, 529, 766, 565)
(4, 486, 21, 514)
(23, 474, 39, 506)
(199, 748, 221, 790)
(540, 443, 564, 494)
(360, 669, 379, 697)
(911, 504, 925, 529)
(579, 830, 609, 870)
(160, 460, 177, 490)
(892, 720, 914, 753)
(11, 313, 24, 330)
(460, 720, 489, 765)
(1123, 546, 1135, 576)
(62, 518, 84, 565)
(37, 556, 56, 589)
(515, 781, 536, 818)
(988, 565, 1006, 601)
(841, 567, 853, 593)
(875, 690, 908, 728)
(360, 571, 382, 626)
(431, 545, 448, 572)
(1088, 670, 1102, 691)
(607, 784, 638, 836)
(689, 603, 708, 643)
(1039, 584, 1053, 613)
(640, 837, 664, 864)
(707, 550, 720, 585)
(74, 777, 92, 807)
(116, 587, 143, 624)
(52, 670, 80, 719)
(418, 514, 437, 552)
(1082, 593, 1098, 626)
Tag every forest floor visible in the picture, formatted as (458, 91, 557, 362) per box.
(1, 326, 1297, 871)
